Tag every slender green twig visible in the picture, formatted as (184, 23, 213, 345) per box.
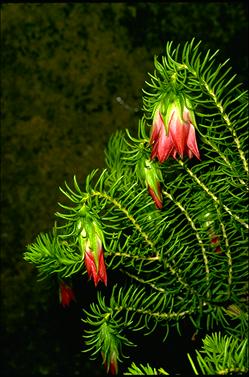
(217, 208, 233, 297)
(182, 63, 248, 175)
(202, 138, 248, 190)
(204, 83, 248, 175)
(87, 191, 157, 252)
(177, 160, 249, 229)
(115, 304, 196, 321)
(94, 191, 203, 294)
(162, 189, 210, 297)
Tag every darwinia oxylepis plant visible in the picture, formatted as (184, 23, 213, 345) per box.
(24, 39, 248, 375)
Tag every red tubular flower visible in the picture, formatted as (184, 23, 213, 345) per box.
(59, 281, 75, 308)
(148, 184, 162, 209)
(150, 99, 200, 162)
(143, 159, 163, 209)
(84, 237, 107, 287)
(102, 351, 118, 375)
(108, 353, 118, 375)
(78, 217, 108, 287)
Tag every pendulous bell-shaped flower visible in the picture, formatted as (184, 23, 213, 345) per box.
(59, 281, 76, 308)
(144, 159, 163, 209)
(79, 218, 107, 287)
(150, 97, 200, 162)
(102, 349, 118, 375)
(84, 237, 107, 286)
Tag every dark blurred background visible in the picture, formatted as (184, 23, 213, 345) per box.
(1, 3, 248, 376)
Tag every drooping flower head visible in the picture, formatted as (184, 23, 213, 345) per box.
(102, 349, 119, 375)
(78, 215, 107, 287)
(150, 96, 200, 162)
(59, 281, 76, 308)
(135, 156, 163, 209)
(143, 159, 163, 209)
(84, 235, 107, 286)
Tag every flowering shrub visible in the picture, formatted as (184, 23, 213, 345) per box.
(24, 40, 248, 375)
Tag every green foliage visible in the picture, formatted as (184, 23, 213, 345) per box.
(124, 362, 169, 375)
(25, 232, 84, 279)
(187, 332, 248, 375)
(82, 290, 135, 366)
(124, 332, 249, 375)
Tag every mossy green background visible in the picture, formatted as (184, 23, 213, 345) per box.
(1, 3, 248, 376)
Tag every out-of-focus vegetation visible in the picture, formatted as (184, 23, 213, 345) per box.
(1, 3, 248, 376)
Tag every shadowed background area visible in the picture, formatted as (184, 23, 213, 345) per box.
(1, 3, 248, 376)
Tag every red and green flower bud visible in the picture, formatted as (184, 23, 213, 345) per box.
(59, 281, 76, 308)
(102, 349, 118, 375)
(84, 236, 107, 286)
(150, 96, 200, 162)
(79, 217, 107, 287)
(144, 159, 163, 209)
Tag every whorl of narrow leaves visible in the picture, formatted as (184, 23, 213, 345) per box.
(83, 284, 193, 338)
(24, 232, 84, 279)
(187, 332, 249, 375)
(124, 362, 169, 375)
(124, 333, 248, 375)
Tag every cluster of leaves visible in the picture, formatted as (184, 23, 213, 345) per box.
(125, 332, 248, 375)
